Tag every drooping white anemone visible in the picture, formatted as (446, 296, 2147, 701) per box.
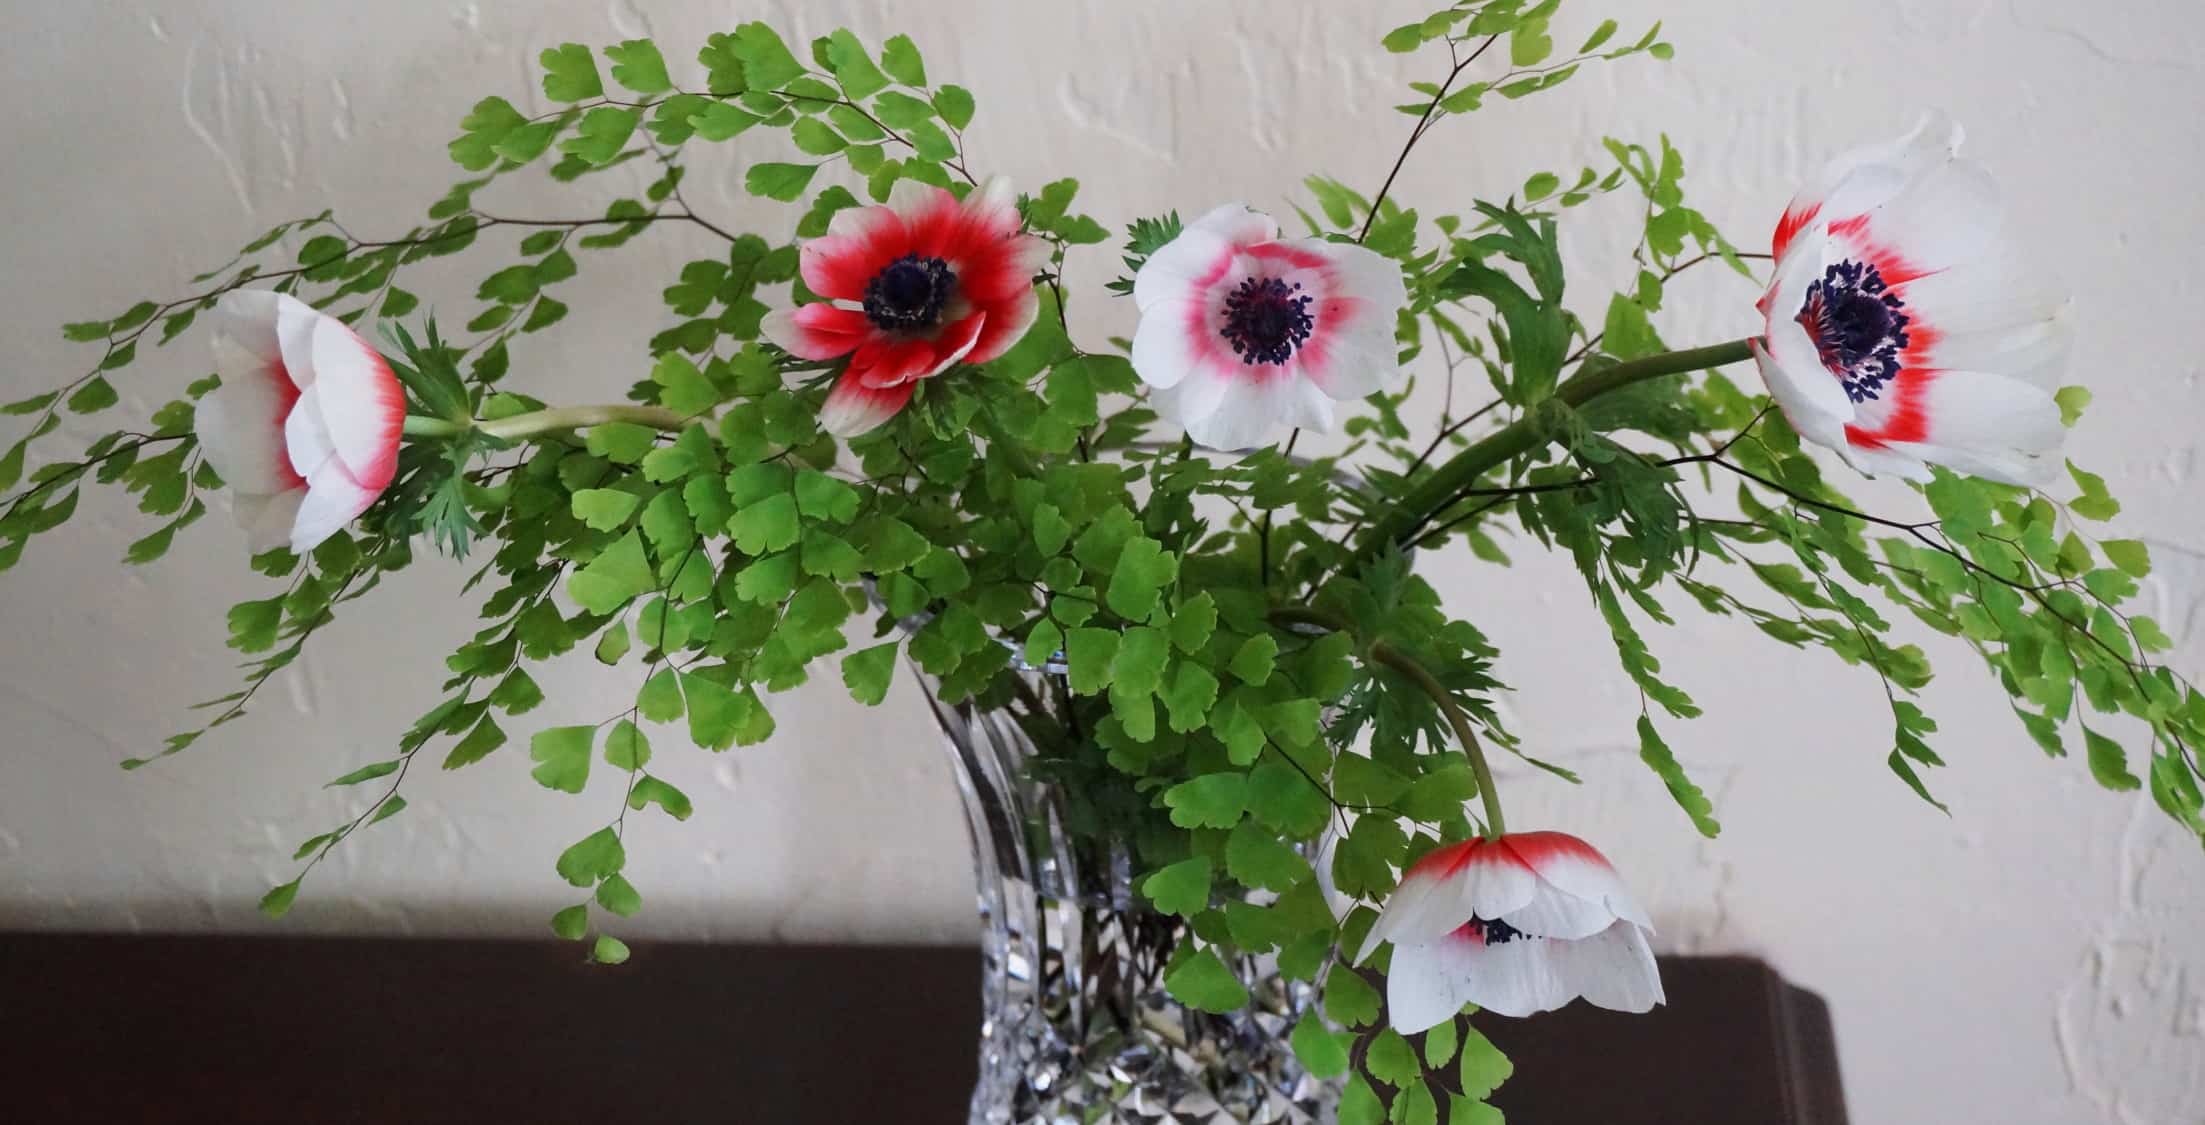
(1756, 113, 2073, 486)
(1131, 204, 1407, 450)
(1359, 830, 1663, 1031)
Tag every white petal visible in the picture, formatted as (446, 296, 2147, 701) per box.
(1836, 440, 1937, 483)
(1177, 371, 1325, 452)
(232, 490, 304, 555)
(272, 294, 324, 391)
(1458, 844, 1538, 922)
(1499, 882, 1621, 941)
(1152, 364, 1230, 438)
(961, 175, 1020, 231)
(1438, 933, 1581, 1019)
(289, 461, 379, 554)
(819, 376, 912, 438)
(1384, 939, 1486, 1035)
(1178, 379, 1286, 451)
(1753, 324, 1852, 453)
(306, 312, 403, 488)
(1879, 439, 2054, 488)
(1300, 312, 1399, 401)
(1184, 202, 1279, 244)
(196, 372, 296, 495)
(1920, 369, 2066, 455)
(212, 290, 284, 367)
(1360, 867, 1463, 964)
(1787, 111, 1964, 239)
(1867, 370, 2066, 487)
(1838, 156, 2002, 279)
(285, 384, 340, 481)
(1131, 297, 1207, 390)
(1897, 251, 2073, 390)
(1504, 833, 1652, 931)
(886, 176, 953, 219)
(826, 201, 899, 240)
(1555, 922, 1665, 1014)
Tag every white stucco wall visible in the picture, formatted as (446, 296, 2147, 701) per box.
(3, 2, 2201, 1122)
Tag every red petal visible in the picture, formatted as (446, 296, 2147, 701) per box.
(1844, 367, 1935, 448)
(850, 336, 941, 389)
(767, 304, 871, 361)
(1497, 831, 1613, 872)
(967, 287, 1038, 365)
(1773, 202, 1820, 260)
(801, 208, 911, 301)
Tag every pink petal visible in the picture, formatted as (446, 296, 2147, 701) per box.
(818, 373, 914, 437)
(764, 304, 871, 361)
(1131, 296, 1205, 390)
(305, 313, 404, 490)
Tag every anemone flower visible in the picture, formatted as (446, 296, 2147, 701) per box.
(764, 177, 1048, 436)
(1359, 830, 1663, 1030)
(1756, 113, 2073, 486)
(196, 290, 404, 554)
(1131, 204, 1406, 450)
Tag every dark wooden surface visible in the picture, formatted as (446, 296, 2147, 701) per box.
(0, 933, 1845, 1124)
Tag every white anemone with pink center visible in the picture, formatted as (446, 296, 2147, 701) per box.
(1131, 204, 1407, 450)
(1358, 830, 1662, 1031)
(1756, 113, 2073, 486)
(195, 290, 405, 554)
(763, 177, 1049, 437)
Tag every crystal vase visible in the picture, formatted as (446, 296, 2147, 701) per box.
(910, 654, 1338, 1124)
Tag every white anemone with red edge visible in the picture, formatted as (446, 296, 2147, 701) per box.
(1130, 203, 1408, 451)
(1358, 830, 1662, 1031)
(1756, 112, 2074, 487)
(762, 177, 1049, 437)
(194, 290, 405, 554)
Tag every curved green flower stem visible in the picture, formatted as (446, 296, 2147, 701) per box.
(1268, 606, 1506, 840)
(403, 405, 687, 442)
(1351, 337, 1759, 567)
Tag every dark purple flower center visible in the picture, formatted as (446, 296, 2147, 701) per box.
(1464, 917, 1534, 945)
(1797, 260, 1911, 403)
(864, 254, 956, 333)
(1220, 276, 1315, 366)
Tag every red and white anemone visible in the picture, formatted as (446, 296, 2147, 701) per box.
(1358, 831, 1662, 1030)
(195, 290, 405, 554)
(1130, 204, 1407, 450)
(1756, 113, 2073, 486)
(763, 177, 1049, 437)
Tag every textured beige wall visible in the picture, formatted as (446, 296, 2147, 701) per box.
(4, 2, 2203, 1122)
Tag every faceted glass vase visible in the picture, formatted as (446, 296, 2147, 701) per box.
(911, 655, 1339, 1124)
